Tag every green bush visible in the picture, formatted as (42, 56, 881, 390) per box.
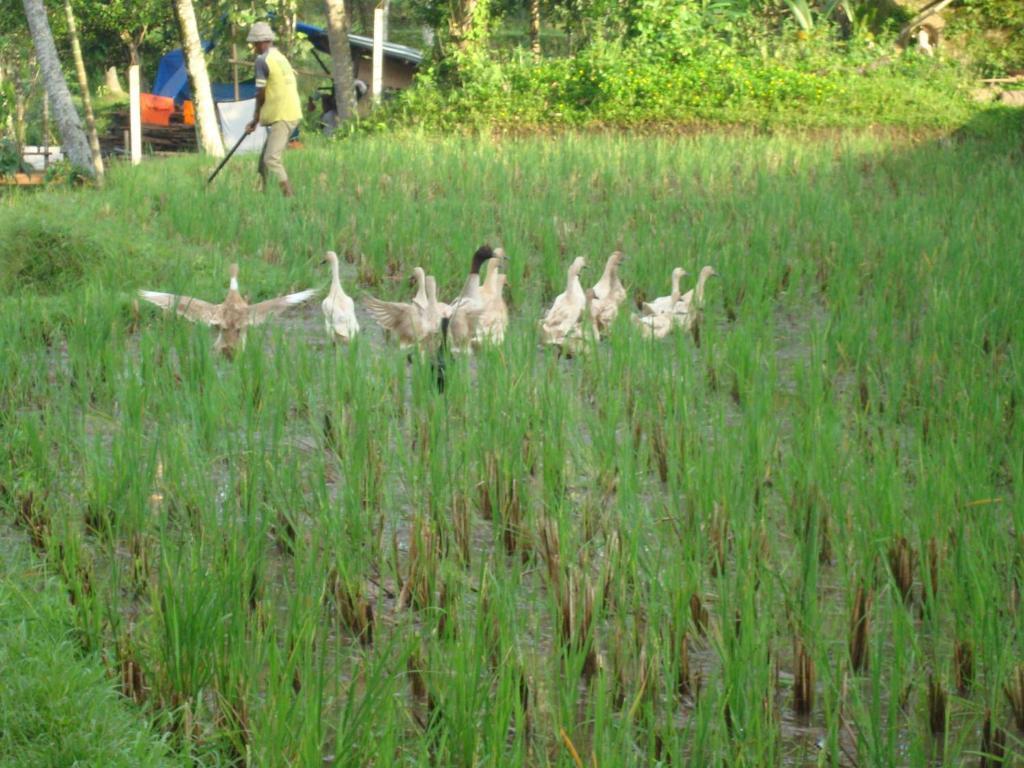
(947, 0, 1024, 77)
(0, 138, 21, 176)
(376, 37, 975, 131)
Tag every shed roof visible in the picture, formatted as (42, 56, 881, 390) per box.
(295, 22, 424, 66)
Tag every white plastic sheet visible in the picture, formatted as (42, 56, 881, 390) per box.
(20, 146, 64, 171)
(216, 99, 267, 155)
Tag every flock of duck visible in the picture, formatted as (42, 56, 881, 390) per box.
(138, 245, 718, 358)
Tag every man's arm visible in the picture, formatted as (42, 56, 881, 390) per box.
(246, 54, 270, 133)
(246, 88, 266, 133)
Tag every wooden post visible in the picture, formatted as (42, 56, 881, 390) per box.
(372, 7, 384, 104)
(42, 93, 50, 169)
(232, 24, 240, 102)
(129, 64, 141, 165)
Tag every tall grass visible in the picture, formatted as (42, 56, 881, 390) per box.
(0, 115, 1022, 765)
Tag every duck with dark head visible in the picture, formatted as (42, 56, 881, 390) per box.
(446, 244, 497, 353)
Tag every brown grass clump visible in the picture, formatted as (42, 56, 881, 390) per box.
(479, 451, 528, 557)
(793, 636, 815, 718)
(954, 640, 974, 696)
(327, 568, 375, 647)
(925, 536, 942, 603)
(708, 502, 729, 577)
(117, 628, 146, 705)
(927, 675, 947, 735)
(397, 517, 439, 612)
(849, 584, 871, 673)
(673, 631, 692, 698)
(1003, 663, 1024, 732)
(690, 593, 709, 637)
(888, 536, 915, 603)
(980, 710, 1007, 767)
(539, 518, 599, 679)
(452, 490, 471, 567)
(14, 491, 49, 554)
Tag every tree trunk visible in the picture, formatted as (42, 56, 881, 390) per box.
(529, 0, 541, 58)
(280, 0, 298, 56)
(14, 81, 26, 157)
(104, 66, 126, 97)
(0, 61, 11, 141)
(64, 0, 104, 180)
(324, 0, 357, 122)
(449, 0, 479, 52)
(172, 0, 224, 157)
(21, 0, 92, 173)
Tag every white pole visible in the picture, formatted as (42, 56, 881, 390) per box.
(372, 8, 384, 104)
(129, 64, 142, 166)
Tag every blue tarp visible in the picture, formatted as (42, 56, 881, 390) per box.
(295, 22, 330, 53)
(152, 42, 213, 100)
(151, 21, 421, 104)
(152, 40, 256, 103)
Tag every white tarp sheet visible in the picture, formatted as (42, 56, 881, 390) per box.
(21, 146, 64, 171)
(216, 99, 267, 154)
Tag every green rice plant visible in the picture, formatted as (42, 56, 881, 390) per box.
(0, 121, 1021, 765)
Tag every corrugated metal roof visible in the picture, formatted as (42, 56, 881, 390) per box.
(295, 22, 424, 66)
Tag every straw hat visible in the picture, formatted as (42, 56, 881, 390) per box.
(247, 22, 277, 43)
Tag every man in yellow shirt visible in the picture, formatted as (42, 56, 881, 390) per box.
(245, 22, 302, 197)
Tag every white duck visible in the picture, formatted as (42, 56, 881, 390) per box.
(364, 275, 443, 348)
(139, 263, 315, 358)
(562, 288, 600, 355)
(673, 265, 719, 330)
(642, 267, 688, 315)
(590, 250, 627, 334)
(475, 248, 509, 345)
(321, 251, 359, 343)
(446, 245, 497, 353)
(478, 251, 505, 303)
(633, 311, 674, 340)
(540, 256, 587, 346)
(411, 266, 429, 311)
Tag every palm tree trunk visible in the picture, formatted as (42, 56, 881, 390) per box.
(172, 0, 224, 157)
(20, 0, 92, 173)
(324, 0, 357, 122)
(529, 0, 541, 59)
(64, 0, 104, 180)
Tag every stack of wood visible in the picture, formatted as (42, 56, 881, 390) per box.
(99, 108, 197, 155)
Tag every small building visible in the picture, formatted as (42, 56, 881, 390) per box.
(296, 24, 424, 94)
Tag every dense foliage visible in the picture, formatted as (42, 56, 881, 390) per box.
(382, 35, 976, 130)
(946, 0, 1024, 77)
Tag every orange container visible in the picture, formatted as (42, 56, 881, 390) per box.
(140, 93, 175, 126)
(182, 100, 195, 126)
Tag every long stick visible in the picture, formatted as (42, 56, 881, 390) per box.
(206, 131, 249, 185)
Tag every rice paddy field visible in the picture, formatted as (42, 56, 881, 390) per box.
(1, 117, 1023, 766)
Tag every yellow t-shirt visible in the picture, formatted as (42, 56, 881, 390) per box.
(254, 47, 302, 124)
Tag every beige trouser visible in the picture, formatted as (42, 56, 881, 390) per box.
(258, 120, 298, 185)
